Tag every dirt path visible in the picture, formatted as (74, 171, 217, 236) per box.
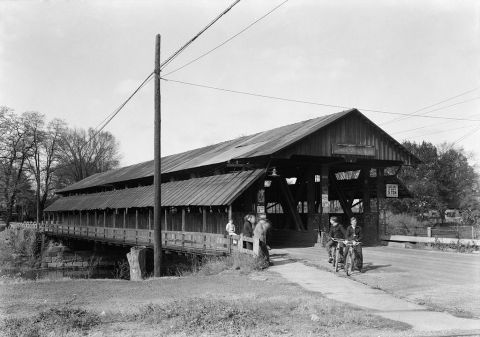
(269, 255, 480, 334)
(272, 245, 480, 318)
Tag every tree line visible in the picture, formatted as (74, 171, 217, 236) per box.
(387, 141, 480, 223)
(0, 106, 120, 226)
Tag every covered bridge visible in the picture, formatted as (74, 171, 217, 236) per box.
(44, 108, 419, 248)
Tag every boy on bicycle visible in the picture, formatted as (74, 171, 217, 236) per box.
(326, 216, 346, 263)
(345, 216, 363, 270)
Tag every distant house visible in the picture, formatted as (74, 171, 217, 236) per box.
(45, 109, 419, 246)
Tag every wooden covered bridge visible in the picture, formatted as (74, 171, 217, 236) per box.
(43, 108, 419, 255)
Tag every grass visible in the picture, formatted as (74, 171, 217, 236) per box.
(2, 307, 100, 337)
(431, 238, 479, 253)
(0, 272, 410, 337)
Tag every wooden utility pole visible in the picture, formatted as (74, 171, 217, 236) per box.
(153, 34, 162, 277)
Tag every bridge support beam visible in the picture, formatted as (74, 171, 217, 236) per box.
(127, 246, 147, 281)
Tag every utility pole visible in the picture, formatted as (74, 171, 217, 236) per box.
(154, 34, 162, 277)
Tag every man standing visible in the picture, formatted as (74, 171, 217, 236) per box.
(346, 216, 363, 271)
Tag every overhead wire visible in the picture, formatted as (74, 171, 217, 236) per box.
(85, 72, 154, 148)
(380, 87, 480, 126)
(162, 0, 290, 76)
(161, 77, 480, 122)
(83, 1, 243, 149)
(391, 111, 480, 135)
(450, 125, 480, 148)
(160, 0, 241, 70)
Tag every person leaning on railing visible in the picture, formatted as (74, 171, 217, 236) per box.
(241, 214, 255, 250)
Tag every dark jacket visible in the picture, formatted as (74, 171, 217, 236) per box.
(346, 225, 363, 242)
(242, 220, 253, 237)
(328, 224, 346, 240)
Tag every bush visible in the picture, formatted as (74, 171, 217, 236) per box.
(386, 213, 429, 236)
(1, 228, 43, 268)
(196, 253, 265, 276)
(7, 229, 42, 258)
(2, 307, 100, 337)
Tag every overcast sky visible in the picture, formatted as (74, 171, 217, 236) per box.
(1, 0, 479, 168)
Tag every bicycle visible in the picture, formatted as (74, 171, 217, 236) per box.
(344, 240, 362, 276)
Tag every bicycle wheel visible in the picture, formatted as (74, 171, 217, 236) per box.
(345, 249, 353, 276)
(334, 247, 341, 272)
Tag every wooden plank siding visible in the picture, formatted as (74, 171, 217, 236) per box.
(277, 114, 412, 164)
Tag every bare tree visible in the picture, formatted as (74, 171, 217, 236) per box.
(25, 111, 66, 225)
(0, 107, 34, 226)
(56, 127, 121, 186)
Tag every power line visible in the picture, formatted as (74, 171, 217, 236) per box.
(391, 112, 480, 135)
(160, 0, 241, 70)
(395, 124, 476, 137)
(450, 125, 480, 148)
(163, 0, 290, 76)
(86, 72, 154, 147)
(85, 1, 243, 148)
(162, 77, 480, 122)
(381, 87, 480, 126)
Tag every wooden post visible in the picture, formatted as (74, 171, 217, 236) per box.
(113, 209, 116, 228)
(181, 208, 186, 232)
(278, 177, 305, 231)
(318, 166, 329, 246)
(123, 208, 127, 229)
(153, 34, 162, 277)
(202, 207, 207, 233)
(135, 209, 139, 230)
(307, 166, 316, 230)
(104, 210, 106, 228)
(148, 208, 152, 230)
(228, 204, 233, 221)
(362, 167, 373, 245)
(376, 167, 385, 242)
(79, 210, 82, 227)
(164, 208, 168, 231)
(362, 168, 371, 213)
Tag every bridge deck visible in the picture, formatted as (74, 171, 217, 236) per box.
(25, 223, 256, 256)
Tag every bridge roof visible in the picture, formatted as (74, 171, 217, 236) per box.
(45, 169, 263, 211)
(58, 108, 419, 193)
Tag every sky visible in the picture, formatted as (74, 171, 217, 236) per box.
(1, 0, 479, 169)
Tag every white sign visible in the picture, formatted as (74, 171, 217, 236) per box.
(386, 184, 398, 198)
(256, 205, 265, 214)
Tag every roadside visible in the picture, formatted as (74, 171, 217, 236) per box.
(273, 245, 480, 319)
(269, 254, 480, 334)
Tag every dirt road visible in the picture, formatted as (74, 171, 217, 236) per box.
(272, 246, 480, 318)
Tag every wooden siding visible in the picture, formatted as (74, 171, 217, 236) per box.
(277, 113, 413, 164)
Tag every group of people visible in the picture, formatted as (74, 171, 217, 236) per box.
(225, 214, 271, 267)
(226, 213, 363, 270)
(326, 215, 363, 271)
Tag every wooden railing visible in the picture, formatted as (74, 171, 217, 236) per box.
(26, 222, 259, 256)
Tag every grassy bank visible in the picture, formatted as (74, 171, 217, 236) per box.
(0, 271, 410, 337)
(0, 227, 43, 271)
